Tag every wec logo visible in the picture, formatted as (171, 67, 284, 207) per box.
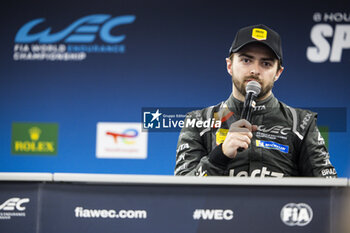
(257, 125, 290, 135)
(15, 14, 136, 44)
(0, 198, 30, 211)
(280, 203, 313, 226)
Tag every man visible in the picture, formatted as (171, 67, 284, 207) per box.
(174, 24, 337, 177)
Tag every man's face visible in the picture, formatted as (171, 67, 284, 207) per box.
(226, 43, 283, 101)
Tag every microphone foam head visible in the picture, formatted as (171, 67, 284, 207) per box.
(246, 81, 261, 95)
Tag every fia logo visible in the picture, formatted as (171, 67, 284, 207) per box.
(0, 198, 30, 211)
(280, 203, 313, 226)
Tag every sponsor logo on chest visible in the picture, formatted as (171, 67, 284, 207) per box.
(256, 125, 291, 140)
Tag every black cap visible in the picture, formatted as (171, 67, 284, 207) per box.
(229, 24, 283, 64)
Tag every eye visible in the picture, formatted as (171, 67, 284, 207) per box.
(262, 61, 272, 67)
(242, 58, 251, 63)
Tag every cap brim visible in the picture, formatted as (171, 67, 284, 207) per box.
(230, 40, 282, 64)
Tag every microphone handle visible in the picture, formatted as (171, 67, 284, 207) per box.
(237, 92, 256, 152)
(240, 92, 255, 121)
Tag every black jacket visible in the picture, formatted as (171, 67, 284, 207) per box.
(175, 94, 337, 178)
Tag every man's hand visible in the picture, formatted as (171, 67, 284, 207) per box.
(222, 119, 257, 159)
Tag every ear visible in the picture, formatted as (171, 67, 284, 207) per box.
(226, 57, 233, 76)
(274, 66, 284, 81)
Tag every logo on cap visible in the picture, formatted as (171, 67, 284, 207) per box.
(252, 28, 267, 40)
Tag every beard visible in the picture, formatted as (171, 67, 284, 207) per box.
(232, 75, 274, 100)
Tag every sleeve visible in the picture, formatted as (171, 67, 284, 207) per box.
(174, 113, 232, 176)
(298, 116, 337, 178)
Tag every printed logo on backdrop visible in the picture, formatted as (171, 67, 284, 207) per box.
(74, 207, 147, 219)
(0, 198, 30, 220)
(11, 122, 58, 155)
(280, 203, 313, 226)
(192, 209, 234, 221)
(142, 108, 221, 132)
(307, 12, 350, 62)
(14, 14, 136, 61)
(96, 122, 147, 159)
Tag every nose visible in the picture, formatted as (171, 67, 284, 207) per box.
(250, 63, 260, 76)
(250, 69, 260, 76)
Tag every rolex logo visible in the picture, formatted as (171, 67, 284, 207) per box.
(28, 127, 41, 141)
(12, 123, 58, 155)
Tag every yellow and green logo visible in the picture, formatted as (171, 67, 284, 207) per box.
(11, 123, 58, 155)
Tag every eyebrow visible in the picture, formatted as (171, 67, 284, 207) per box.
(238, 53, 275, 62)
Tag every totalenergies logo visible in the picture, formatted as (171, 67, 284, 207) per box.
(106, 129, 138, 145)
(15, 14, 136, 44)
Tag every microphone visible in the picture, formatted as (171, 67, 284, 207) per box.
(240, 81, 261, 122)
(236, 81, 261, 152)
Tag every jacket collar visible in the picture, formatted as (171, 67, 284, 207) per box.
(225, 93, 278, 116)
